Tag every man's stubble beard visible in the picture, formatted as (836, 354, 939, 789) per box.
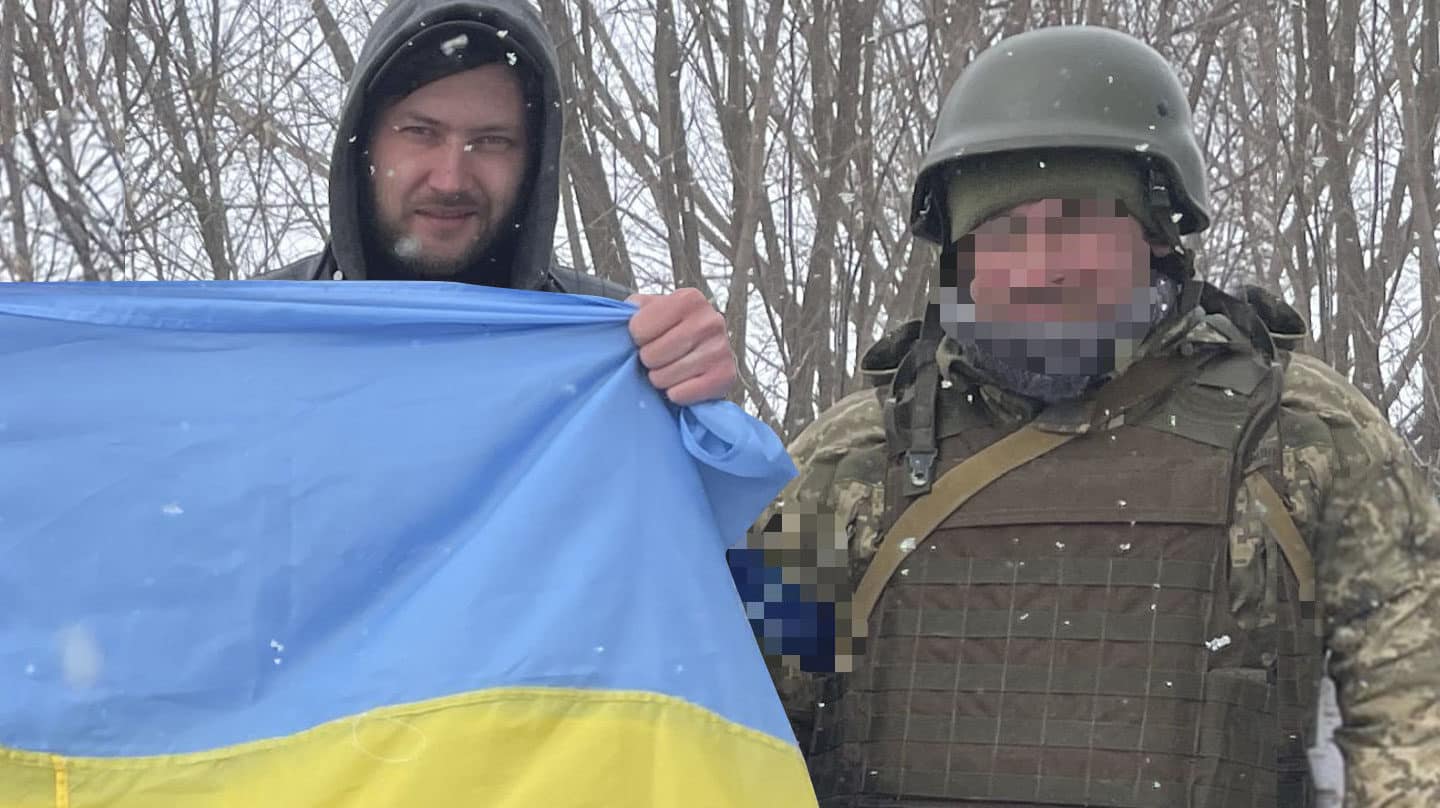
(376, 212, 505, 280)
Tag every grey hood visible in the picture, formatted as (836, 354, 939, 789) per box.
(325, 0, 565, 289)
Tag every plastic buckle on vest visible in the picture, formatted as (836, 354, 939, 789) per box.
(905, 449, 936, 493)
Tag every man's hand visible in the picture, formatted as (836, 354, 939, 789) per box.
(627, 287, 737, 406)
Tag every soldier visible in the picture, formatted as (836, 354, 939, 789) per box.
(740, 25, 1440, 808)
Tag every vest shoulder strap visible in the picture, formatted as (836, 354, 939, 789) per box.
(859, 349, 1244, 634)
(851, 424, 1077, 632)
(1245, 472, 1317, 604)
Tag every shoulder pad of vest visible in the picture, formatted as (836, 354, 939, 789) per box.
(1192, 350, 1271, 396)
(861, 319, 923, 389)
(1242, 285, 1308, 352)
(1196, 282, 1281, 359)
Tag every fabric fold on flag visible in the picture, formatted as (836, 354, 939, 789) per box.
(0, 280, 815, 808)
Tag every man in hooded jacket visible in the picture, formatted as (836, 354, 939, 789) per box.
(259, 0, 735, 406)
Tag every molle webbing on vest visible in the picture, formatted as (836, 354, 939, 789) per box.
(850, 425, 1075, 635)
(857, 351, 1219, 633)
(815, 433, 1278, 807)
(811, 338, 1319, 808)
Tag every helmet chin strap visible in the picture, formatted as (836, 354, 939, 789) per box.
(1146, 164, 1184, 248)
(1143, 162, 1206, 319)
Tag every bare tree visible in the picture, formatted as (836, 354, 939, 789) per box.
(3, 0, 1438, 478)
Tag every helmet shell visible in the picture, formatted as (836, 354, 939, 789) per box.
(910, 26, 1210, 244)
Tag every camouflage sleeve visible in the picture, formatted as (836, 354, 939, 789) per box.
(1281, 353, 1440, 806)
(735, 386, 889, 750)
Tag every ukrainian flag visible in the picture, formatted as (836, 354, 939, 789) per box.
(0, 281, 817, 807)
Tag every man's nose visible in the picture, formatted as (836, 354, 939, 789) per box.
(427, 141, 469, 195)
(1011, 227, 1065, 285)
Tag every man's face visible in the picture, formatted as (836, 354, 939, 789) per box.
(940, 196, 1166, 378)
(967, 197, 1151, 324)
(367, 64, 529, 278)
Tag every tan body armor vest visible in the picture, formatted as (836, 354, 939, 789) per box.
(808, 303, 1321, 808)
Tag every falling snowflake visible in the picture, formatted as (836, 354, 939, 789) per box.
(394, 236, 420, 258)
(1204, 635, 1232, 652)
(440, 33, 469, 56)
(58, 624, 103, 690)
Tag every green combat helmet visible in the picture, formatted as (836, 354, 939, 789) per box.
(909, 26, 1210, 254)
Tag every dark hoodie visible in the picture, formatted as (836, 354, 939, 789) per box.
(258, 0, 629, 300)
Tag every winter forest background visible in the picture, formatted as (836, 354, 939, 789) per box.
(2, 0, 1439, 465)
(3, 0, 1439, 477)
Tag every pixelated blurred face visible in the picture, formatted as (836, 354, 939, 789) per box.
(967, 198, 1150, 324)
(368, 64, 529, 278)
(938, 196, 1161, 377)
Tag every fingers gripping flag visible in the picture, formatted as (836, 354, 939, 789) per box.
(0, 281, 816, 808)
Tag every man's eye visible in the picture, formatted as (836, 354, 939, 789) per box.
(472, 136, 512, 149)
(402, 126, 435, 138)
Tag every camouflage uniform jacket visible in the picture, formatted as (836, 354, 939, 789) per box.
(749, 305, 1440, 807)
